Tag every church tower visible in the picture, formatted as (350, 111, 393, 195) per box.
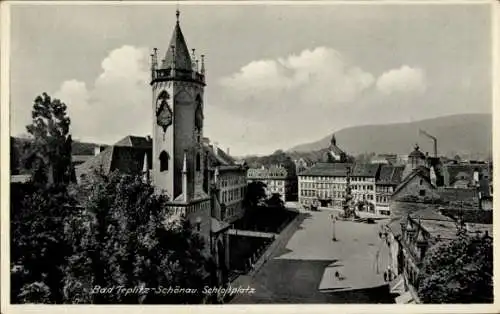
(150, 10, 207, 202)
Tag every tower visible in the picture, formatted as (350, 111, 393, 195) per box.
(150, 10, 207, 202)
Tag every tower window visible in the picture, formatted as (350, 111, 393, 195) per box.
(196, 153, 201, 171)
(419, 189, 426, 196)
(159, 151, 170, 172)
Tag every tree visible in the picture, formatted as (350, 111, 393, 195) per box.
(11, 93, 76, 303)
(244, 181, 268, 208)
(417, 231, 493, 303)
(22, 93, 73, 186)
(266, 193, 285, 209)
(10, 183, 75, 303)
(63, 170, 210, 304)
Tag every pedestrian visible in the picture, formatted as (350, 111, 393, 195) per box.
(383, 271, 387, 282)
(335, 271, 340, 279)
(379, 232, 382, 239)
(387, 266, 392, 281)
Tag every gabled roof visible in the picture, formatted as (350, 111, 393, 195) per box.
(298, 162, 352, 177)
(393, 168, 434, 196)
(162, 18, 192, 71)
(203, 143, 236, 167)
(75, 137, 152, 179)
(114, 135, 152, 148)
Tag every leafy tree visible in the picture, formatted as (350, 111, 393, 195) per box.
(417, 231, 493, 303)
(266, 193, 285, 209)
(244, 181, 268, 208)
(22, 93, 73, 186)
(10, 183, 75, 303)
(63, 170, 210, 304)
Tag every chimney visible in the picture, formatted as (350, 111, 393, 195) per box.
(146, 135, 152, 142)
(94, 145, 101, 156)
(226, 147, 230, 156)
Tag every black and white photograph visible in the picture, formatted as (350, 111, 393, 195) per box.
(1, 0, 497, 311)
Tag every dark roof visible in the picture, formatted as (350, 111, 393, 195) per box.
(76, 145, 151, 179)
(298, 162, 352, 177)
(162, 20, 192, 71)
(351, 163, 380, 177)
(389, 201, 441, 221)
(387, 201, 451, 238)
(377, 165, 405, 185)
(203, 143, 236, 167)
(443, 163, 490, 186)
(114, 135, 152, 148)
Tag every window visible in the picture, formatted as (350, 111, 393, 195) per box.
(419, 189, 426, 196)
(159, 151, 169, 171)
(196, 153, 201, 171)
(420, 179, 423, 185)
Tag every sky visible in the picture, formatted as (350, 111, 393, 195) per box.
(9, 3, 492, 156)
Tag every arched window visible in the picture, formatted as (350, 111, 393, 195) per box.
(196, 153, 201, 171)
(159, 151, 169, 172)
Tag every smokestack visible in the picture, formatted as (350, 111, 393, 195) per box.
(94, 145, 101, 156)
(226, 147, 230, 156)
(213, 142, 219, 156)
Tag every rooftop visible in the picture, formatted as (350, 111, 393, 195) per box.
(298, 162, 352, 177)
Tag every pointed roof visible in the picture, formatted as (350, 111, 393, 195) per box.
(162, 11, 192, 71)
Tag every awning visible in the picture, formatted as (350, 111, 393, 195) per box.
(395, 291, 414, 304)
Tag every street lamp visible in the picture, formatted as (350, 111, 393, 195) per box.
(331, 214, 337, 241)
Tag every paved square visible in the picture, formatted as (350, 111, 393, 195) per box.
(231, 209, 393, 303)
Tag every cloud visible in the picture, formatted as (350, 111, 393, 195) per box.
(54, 45, 151, 144)
(220, 47, 375, 104)
(376, 65, 426, 95)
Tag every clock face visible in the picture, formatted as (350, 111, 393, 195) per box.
(156, 92, 173, 132)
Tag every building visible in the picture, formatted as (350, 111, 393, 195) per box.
(386, 204, 492, 304)
(75, 11, 239, 286)
(203, 139, 248, 223)
(350, 163, 381, 212)
(391, 167, 441, 204)
(375, 165, 405, 216)
(247, 165, 297, 202)
(298, 163, 352, 208)
(322, 134, 348, 163)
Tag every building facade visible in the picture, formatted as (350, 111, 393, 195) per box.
(350, 163, 381, 212)
(247, 165, 297, 202)
(298, 163, 352, 208)
(375, 165, 405, 216)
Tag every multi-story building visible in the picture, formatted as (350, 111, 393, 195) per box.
(375, 165, 405, 216)
(247, 165, 297, 202)
(298, 163, 352, 208)
(386, 205, 492, 304)
(203, 140, 248, 222)
(350, 163, 381, 212)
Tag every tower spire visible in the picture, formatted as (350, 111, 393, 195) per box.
(176, 7, 180, 24)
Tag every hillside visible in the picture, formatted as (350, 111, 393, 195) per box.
(288, 114, 492, 160)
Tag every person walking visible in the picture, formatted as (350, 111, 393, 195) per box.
(387, 266, 392, 281)
(383, 271, 388, 282)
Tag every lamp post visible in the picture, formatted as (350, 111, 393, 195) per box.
(331, 214, 337, 241)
